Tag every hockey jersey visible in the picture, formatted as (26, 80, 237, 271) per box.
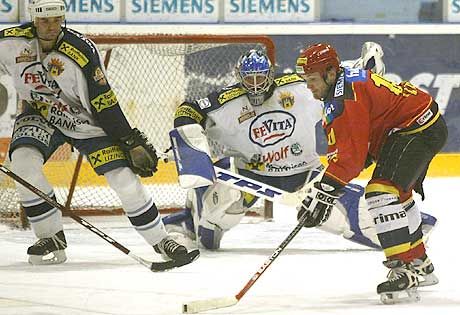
(322, 67, 436, 186)
(174, 74, 323, 177)
(0, 23, 132, 140)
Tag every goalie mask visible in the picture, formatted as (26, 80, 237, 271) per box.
(236, 50, 275, 106)
(29, 0, 66, 21)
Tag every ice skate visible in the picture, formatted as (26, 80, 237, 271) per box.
(413, 255, 439, 287)
(377, 259, 420, 304)
(154, 236, 190, 262)
(27, 230, 67, 265)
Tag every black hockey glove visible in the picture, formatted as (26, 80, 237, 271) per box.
(119, 128, 158, 177)
(297, 181, 340, 227)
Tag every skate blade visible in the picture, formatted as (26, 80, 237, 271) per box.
(28, 250, 67, 265)
(380, 287, 420, 304)
(418, 273, 439, 287)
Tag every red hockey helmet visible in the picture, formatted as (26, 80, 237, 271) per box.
(296, 43, 340, 76)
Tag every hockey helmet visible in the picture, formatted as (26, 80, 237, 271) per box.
(296, 43, 340, 77)
(236, 50, 274, 106)
(29, 0, 66, 20)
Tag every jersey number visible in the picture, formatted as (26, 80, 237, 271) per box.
(370, 73, 418, 97)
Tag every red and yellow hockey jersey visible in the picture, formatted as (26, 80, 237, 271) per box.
(322, 68, 438, 186)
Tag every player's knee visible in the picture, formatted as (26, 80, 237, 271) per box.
(105, 167, 143, 196)
(11, 146, 45, 182)
(105, 167, 151, 209)
(365, 190, 399, 210)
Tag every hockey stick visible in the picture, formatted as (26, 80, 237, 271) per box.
(0, 164, 198, 272)
(182, 208, 313, 313)
(182, 167, 326, 313)
(213, 166, 320, 207)
(160, 146, 320, 207)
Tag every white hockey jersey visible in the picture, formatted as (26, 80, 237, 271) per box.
(0, 23, 132, 140)
(174, 74, 323, 177)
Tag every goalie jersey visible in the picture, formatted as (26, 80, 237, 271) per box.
(174, 74, 323, 177)
(0, 23, 132, 140)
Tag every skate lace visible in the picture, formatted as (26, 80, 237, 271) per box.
(33, 237, 52, 248)
(33, 234, 65, 249)
(387, 267, 407, 282)
(413, 257, 432, 275)
(162, 239, 180, 254)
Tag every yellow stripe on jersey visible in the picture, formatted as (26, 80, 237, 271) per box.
(217, 87, 246, 105)
(365, 183, 400, 196)
(383, 242, 411, 257)
(174, 105, 204, 123)
(3, 27, 34, 39)
(88, 145, 126, 168)
(58, 41, 89, 68)
(91, 90, 118, 112)
(274, 74, 304, 87)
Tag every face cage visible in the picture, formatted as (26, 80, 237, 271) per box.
(238, 69, 274, 97)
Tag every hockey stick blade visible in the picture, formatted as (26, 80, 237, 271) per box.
(182, 296, 238, 314)
(150, 249, 200, 272)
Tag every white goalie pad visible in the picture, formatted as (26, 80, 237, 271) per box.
(169, 124, 216, 189)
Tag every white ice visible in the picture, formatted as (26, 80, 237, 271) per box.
(1, 178, 459, 315)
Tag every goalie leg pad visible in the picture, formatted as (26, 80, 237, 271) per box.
(105, 167, 167, 245)
(11, 146, 63, 239)
(170, 124, 215, 189)
(186, 183, 245, 250)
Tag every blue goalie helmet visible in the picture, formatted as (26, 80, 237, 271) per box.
(236, 50, 274, 106)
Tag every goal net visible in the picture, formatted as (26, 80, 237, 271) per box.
(0, 34, 275, 228)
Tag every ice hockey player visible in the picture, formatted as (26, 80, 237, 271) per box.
(295, 43, 446, 303)
(163, 44, 436, 254)
(0, 0, 198, 268)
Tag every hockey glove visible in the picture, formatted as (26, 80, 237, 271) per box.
(119, 128, 158, 177)
(297, 181, 340, 227)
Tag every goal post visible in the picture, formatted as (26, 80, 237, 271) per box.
(0, 34, 276, 228)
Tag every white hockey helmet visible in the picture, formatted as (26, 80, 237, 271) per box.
(29, 0, 66, 21)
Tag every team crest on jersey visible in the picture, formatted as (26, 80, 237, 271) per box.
(93, 67, 107, 85)
(30, 101, 50, 118)
(290, 142, 303, 156)
(15, 48, 37, 63)
(238, 104, 256, 124)
(197, 98, 211, 109)
(250, 111, 295, 147)
(278, 91, 295, 109)
(48, 58, 65, 77)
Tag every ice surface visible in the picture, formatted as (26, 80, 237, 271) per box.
(1, 178, 459, 315)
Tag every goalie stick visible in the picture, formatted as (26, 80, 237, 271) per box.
(0, 164, 199, 272)
(213, 166, 321, 207)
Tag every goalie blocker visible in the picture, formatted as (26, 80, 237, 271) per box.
(169, 124, 216, 189)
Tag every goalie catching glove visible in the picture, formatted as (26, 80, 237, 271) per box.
(297, 181, 341, 227)
(119, 128, 158, 177)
